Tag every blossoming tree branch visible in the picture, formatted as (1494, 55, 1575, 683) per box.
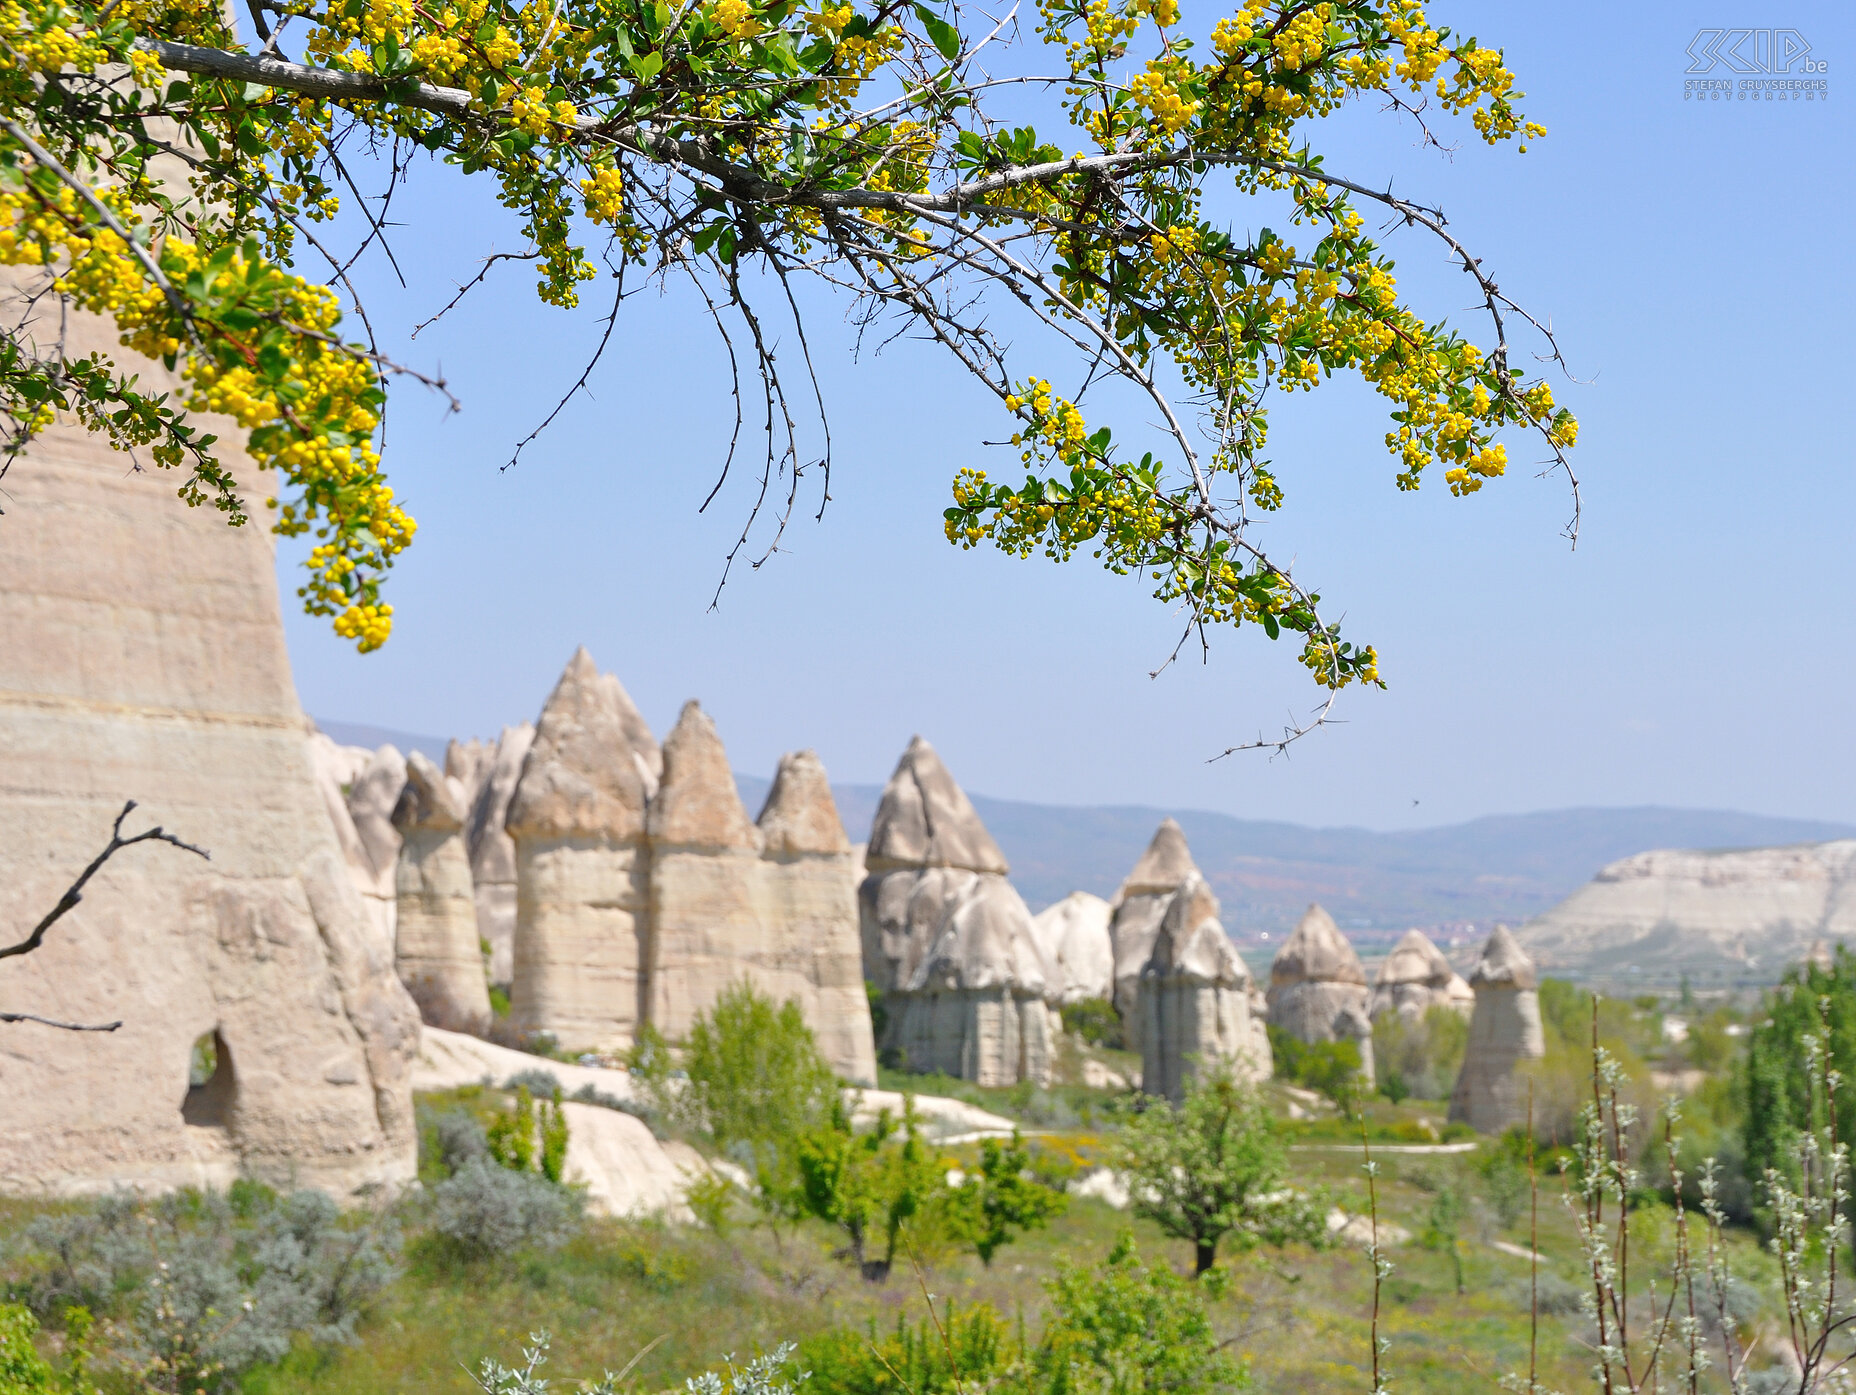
(0, 0, 1578, 741)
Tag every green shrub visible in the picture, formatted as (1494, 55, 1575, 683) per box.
(5, 1190, 398, 1394)
(428, 1159, 583, 1259)
(1060, 998, 1124, 1051)
(796, 1302, 1016, 1395)
(1268, 1028, 1362, 1112)
(1373, 1005, 1468, 1102)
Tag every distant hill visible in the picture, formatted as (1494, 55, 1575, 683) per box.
(316, 717, 1854, 960)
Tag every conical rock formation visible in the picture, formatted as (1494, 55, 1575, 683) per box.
(1137, 873, 1270, 1101)
(0, 283, 418, 1197)
(507, 650, 657, 1051)
(860, 739, 1051, 1086)
(1267, 904, 1371, 1043)
(1032, 892, 1114, 1006)
(753, 750, 878, 1085)
(1448, 926, 1546, 1133)
(1108, 819, 1202, 1039)
(647, 700, 766, 1040)
(864, 736, 1008, 876)
(392, 752, 493, 1035)
(1370, 929, 1473, 1021)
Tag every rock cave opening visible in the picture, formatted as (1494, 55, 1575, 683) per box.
(182, 1028, 236, 1129)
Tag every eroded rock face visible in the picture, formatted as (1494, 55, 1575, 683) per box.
(1267, 903, 1371, 1044)
(345, 745, 406, 948)
(1136, 874, 1270, 1101)
(1520, 841, 1856, 983)
(446, 738, 493, 814)
(465, 723, 535, 987)
(861, 739, 1050, 1086)
(754, 750, 878, 1086)
(0, 288, 419, 1197)
(1370, 929, 1474, 1021)
(507, 649, 656, 1052)
(1033, 892, 1115, 1006)
(1109, 819, 1202, 1040)
(392, 751, 493, 1035)
(890, 876, 1054, 1087)
(864, 735, 1008, 876)
(1448, 925, 1546, 1133)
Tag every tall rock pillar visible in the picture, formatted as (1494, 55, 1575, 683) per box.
(506, 649, 659, 1053)
(1137, 873, 1269, 1102)
(755, 750, 878, 1085)
(391, 751, 493, 1035)
(0, 286, 419, 1197)
(1448, 925, 1547, 1133)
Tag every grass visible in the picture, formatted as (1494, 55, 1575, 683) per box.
(5, 1078, 1788, 1395)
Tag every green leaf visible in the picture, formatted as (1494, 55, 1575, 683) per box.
(630, 49, 664, 80)
(911, 2, 960, 60)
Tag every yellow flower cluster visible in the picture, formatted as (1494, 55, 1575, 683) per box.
(712, 0, 758, 39)
(1127, 60, 1199, 135)
(0, 162, 412, 652)
(579, 166, 624, 224)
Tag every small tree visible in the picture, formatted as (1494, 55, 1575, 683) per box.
(794, 1104, 941, 1282)
(1114, 1064, 1324, 1275)
(950, 1132, 1068, 1266)
(1031, 1234, 1246, 1395)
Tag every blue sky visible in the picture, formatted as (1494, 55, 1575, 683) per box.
(280, 2, 1856, 831)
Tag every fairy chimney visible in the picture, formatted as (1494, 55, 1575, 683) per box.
(1370, 929, 1474, 1021)
(1108, 819, 1201, 1040)
(1137, 873, 1270, 1101)
(506, 648, 659, 1053)
(754, 749, 878, 1085)
(860, 737, 1052, 1086)
(1266, 904, 1371, 1043)
(1447, 926, 1546, 1133)
(391, 751, 493, 1035)
(463, 723, 535, 987)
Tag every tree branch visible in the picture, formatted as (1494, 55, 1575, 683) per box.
(1, 799, 210, 963)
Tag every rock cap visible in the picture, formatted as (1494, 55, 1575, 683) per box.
(1118, 818, 1200, 898)
(1270, 903, 1367, 987)
(1469, 924, 1537, 991)
(1375, 929, 1455, 988)
(647, 700, 757, 850)
(757, 749, 851, 856)
(866, 736, 1007, 875)
(392, 749, 468, 834)
(506, 648, 657, 842)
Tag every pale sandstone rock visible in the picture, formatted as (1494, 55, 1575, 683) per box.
(465, 723, 534, 986)
(864, 736, 1008, 876)
(346, 745, 406, 946)
(1032, 892, 1115, 1006)
(1519, 841, 1856, 982)
(860, 740, 1050, 1086)
(1109, 819, 1202, 1040)
(0, 284, 419, 1198)
(1448, 926, 1546, 1133)
(561, 1102, 703, 1222)
(306, 732, 381, 936)
(392, 752, 493, 1036)
(1371, 929, 1473, 1021)
(1267, 903, 1371, 1044)
(753, 750, 878, 1086)
(446, 738, 493, 811)
(1137, 873, 1269, 1101)
(507, 650, 656, 1052)
(845, 1087, 1019, 1143)
(889, 875, 1054, 1087)
(646, 700, 765, 1040)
